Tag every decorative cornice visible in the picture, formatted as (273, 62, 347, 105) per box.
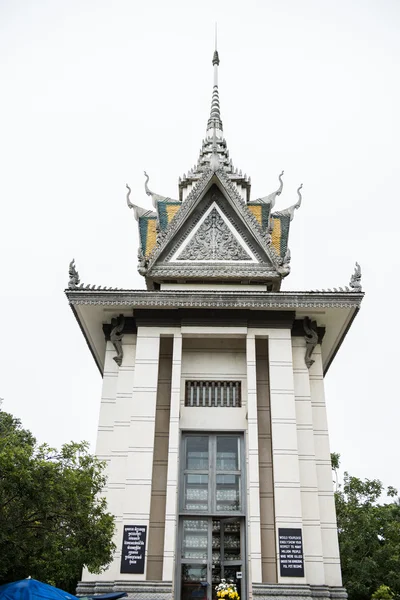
(148, 265, 281, 279)
(66, 289, 364, 309)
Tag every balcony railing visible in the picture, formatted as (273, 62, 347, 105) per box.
(185, 381, 242, 408)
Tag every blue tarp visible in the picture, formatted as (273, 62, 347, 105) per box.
(0, 579, 77, 600)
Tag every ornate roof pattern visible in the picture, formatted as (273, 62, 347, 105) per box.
(66, 287, 364, 309)
(67, 259, 363, 297)
(174, 207, 253, 262)
(125, 45, 304, 288)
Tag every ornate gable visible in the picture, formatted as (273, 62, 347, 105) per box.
(172, 205, 256, 263)
(142, 172, 287, 288)
(126, 47, 302, 291)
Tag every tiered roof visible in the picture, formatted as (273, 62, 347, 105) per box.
(66, 42, 363, 376)
(128, 44, 303, 291)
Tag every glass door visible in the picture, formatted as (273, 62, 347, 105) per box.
(211, 518, 243, 600)
(180, 519, 209, 600)
(180, 517, 244, 600)
(178, 433, 246, 600)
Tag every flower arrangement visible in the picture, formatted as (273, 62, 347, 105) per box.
(215, 579, 240, 600)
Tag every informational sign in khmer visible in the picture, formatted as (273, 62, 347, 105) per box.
(278, 528, 304, 577)
(120, 525, 147, 574)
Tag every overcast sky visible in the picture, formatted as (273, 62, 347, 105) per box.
(1, 0, 399, 492)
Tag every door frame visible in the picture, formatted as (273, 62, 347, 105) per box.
(175, 432, 248, 600)
(176, 516, 247, 600)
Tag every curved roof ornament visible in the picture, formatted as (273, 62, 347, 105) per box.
(144, 171, 178, 207)
(251, 170, 284, 207)
(68, 258, 80, 289)
(272, 183, 303, 221)
(349, 262, 362, 292)
(126, 183, 134, 209)
(127, 183, 156, 221)
(294, 183, 303, 210)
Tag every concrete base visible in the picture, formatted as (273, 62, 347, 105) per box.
(252, 584, 347, 600)
(76, 581, 173, 600)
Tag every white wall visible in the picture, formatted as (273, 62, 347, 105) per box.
(83, 333, 137, 581)
(180, 336, 247, 430)
(292, 338, 325, 585)
(309, 345, 342, 587)
(84, 328, 343, 590)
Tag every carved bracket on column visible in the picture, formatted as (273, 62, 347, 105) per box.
(110, 314, 125, 366)
(303, 316, 318, 369)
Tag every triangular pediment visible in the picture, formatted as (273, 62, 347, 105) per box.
(170, 203, 258, 263)
(144, 169, 288, 285)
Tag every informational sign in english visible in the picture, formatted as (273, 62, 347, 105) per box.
(278, 528, 304, 577)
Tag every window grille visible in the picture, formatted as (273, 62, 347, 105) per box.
(185, 381, 241, 408)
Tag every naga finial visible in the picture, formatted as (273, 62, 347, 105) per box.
(68, 258, 80, 289)
(126, 183, 134, 209)
(144, 171, 152, 197)
(349, 262, 362, 292)
(294, 183, 303, 210)
(277, 170, 284, 195)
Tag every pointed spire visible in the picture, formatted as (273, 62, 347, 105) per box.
(209, 126, 221, 171)
(179, 31, 251, 203)
(207, 24, 223, 135)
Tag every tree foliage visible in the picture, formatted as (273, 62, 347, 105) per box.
(0, 407, 115, 592)
(332, 454, 400, 600)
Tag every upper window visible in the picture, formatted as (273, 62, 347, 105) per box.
(180, 434, 244, 515)
(185, 381, 242, 407)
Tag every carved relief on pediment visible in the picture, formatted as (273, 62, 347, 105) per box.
(176, 208, 251, 261)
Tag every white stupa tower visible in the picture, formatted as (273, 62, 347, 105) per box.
(67, 39, 363, 600)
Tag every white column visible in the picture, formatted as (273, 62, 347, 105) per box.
(84, 333, 138, 582)
(310, 346, 342, 587)
(162, 332, 183, 582)
(292, 338, 325, 584)
(268, 330, 304, 584)
(246, 332, 262, 584)
(122, 327, 161, 580)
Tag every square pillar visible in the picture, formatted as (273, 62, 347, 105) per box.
(292, 337, 325, 584)
(268, 330, 304, 584)
(162, 332, 183, 583)
(310, 346, 342, 587)
(122, 327, 161, 580)
(246, 332, 262, 584)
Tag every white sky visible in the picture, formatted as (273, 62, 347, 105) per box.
(1, 0, 399, 492)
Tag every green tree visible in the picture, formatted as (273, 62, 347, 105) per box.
(0, 407, 115, 592)
(332, 454, 400, 600)
(371, 585, 394, 600)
